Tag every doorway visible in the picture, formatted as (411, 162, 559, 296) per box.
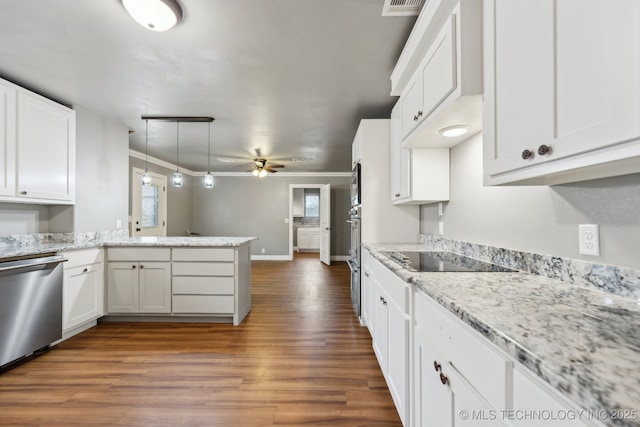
(131, 167, 167, 237)
(288, 184, 331, 264)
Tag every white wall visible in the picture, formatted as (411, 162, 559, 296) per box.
(192, 175, 350, 256)
(0, 203, 49, 234)
(50, 106, 129, 233)
(420, 133, 640, 270)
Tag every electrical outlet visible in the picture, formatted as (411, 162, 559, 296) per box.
(116, 219, 122, 229)
(579, 224, 600, 256)
(438, 203, 443, 216)
(438, 221, 444, 236)
(261, 248, 266, 254)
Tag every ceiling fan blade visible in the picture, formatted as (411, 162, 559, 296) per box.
(268, 164, 285, 168)
(266, 168, 279, 173)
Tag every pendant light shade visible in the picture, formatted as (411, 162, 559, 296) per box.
(122, 0, 183, 32)
(204, 122, 214, 189)
(172, 122, 183, 187)
(142, 119, 152, 185)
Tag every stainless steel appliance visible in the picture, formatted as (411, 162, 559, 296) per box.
(347, 203, 361, 318)
(0, 254, 66, 367)
(382, 251, 518, 272)
(350, 163, 361, 207)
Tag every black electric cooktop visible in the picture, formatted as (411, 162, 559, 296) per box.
(382, 251, 518, 273)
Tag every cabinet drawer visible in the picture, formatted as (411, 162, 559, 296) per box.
(172, 248, 235, 262)
(63, 248, 103, 269)
(172, 276, 235, 295)
(172, 262, 234, 276)
(414, 291, 511, 410)
(107, 247, 171, 262)
(172, 295, 234, 314)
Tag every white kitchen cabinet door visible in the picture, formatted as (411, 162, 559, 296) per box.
(138, 262, 171, 313)
(361, 264, 372, 332)
(373, 283, 389, 374)
(400, 76, 423, 137)
(387, 295, 409, 426)
(391, 102, 411, 202)
(352, 125, 362, 168)
(0, 81, 16, 197)
(107, 262, 139, 313)
(414, 327, 454, 427)
(62, 263, 104, 332)
(512, 369, 605, 427)
(16, 91, 75, 202)
(484, 0, 640, 185)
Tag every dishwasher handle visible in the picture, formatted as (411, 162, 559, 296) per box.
(0, 255, 67, 273)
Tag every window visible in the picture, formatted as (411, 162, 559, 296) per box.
(141, 184, 159, 228)
(304, 193, 320, 217)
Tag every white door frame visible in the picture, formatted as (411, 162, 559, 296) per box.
(131, 167, 167, 237)
(288, 184, 329, 262)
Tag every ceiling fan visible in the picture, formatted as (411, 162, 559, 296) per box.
(246, 158, 284, 178)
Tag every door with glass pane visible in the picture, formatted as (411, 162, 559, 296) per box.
(131, 168, 167, 237)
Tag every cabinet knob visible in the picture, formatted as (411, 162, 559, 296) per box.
(364, 272, 369, 277)
(521, 149, 534, 160)
(139, 265, 144, 269)
(132, 265, 136, 269)
(395, 193, 400, 197)
(418, 110, 423, 118)
(135, 228, 141, 232)
(19, 191, 27, 196)
(537, 144, 551, 156)
(83, 268, 88, 273)
(439, 372, 449, 385)
(434, 361, 441, 372)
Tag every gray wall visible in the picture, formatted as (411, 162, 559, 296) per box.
(192, 175, 350, 257)
(0, 106, 129, 235)
(420, 133, 640, 270)
(129, 156, 193, 236)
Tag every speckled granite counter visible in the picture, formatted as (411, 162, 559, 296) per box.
(0, 235, 258, 259)
(364, 242, 640, 427)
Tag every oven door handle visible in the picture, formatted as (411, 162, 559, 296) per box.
(346, 259, 358, 272)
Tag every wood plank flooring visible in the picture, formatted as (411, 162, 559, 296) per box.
(0, 253, 402, 427)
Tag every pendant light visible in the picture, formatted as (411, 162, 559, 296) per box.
(122, 0, 183, 32)
(141, 119, 152, 185)
(172, 122, 183, 187)
(204, 122, 214, 189)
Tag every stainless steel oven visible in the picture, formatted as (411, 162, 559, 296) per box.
(350, 163, 361, 208)
(347, 205, 361, 317)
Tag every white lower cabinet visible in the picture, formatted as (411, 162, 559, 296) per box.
(363, 250, 410, 426)
(171, 247, 236, 317)
(62, 248, 104, 337)
(297, 227, 320, 250)
(107, 248, 171, 314)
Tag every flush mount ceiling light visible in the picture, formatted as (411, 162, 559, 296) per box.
(439, 125, 470, 138)
(122, 0, 183, 32)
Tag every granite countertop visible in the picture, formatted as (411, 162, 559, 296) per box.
(0, 236, 258, 260)
(364, 243, 640, 427)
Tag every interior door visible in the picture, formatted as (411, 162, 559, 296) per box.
(131, 168, 167, 237)
(319, 184, 331, 265)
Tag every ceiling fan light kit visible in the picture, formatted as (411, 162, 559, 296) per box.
(122, 0, 183, 32)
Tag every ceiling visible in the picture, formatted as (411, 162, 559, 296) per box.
(0, 0, 415, 173)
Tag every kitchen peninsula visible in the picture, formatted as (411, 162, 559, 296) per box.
(0, 234, 257, 348)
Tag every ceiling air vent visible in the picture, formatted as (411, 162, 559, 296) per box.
(382, 0, 425, 16)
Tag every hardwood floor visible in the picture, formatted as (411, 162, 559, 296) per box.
(0, 253, 402, 427)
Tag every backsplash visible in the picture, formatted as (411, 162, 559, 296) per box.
(0, 230, 129, 246)
(419, 234, 640, 302)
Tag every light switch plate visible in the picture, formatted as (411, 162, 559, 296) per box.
(579, 224, 600, 256)
(438, 221, 444, 236)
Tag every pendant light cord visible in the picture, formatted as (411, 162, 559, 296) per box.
(145, 119, 149, 171)
(207, 122, 211, 173)
(176, 121, 180, 172)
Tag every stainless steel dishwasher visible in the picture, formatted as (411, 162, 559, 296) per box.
(0, 254, 66, 367)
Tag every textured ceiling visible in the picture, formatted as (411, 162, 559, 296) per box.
(0, 0, 415, 172)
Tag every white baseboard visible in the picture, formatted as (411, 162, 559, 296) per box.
(251, 255, 291, 261)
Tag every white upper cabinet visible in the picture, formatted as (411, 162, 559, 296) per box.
(352, 125, 362, 169)
(0, 77, 76, 204)
(483, 0, 640, 185)
(391, 101, 450, 205)
(391, 0, 483, 149)
(0, 81, 16, 197)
